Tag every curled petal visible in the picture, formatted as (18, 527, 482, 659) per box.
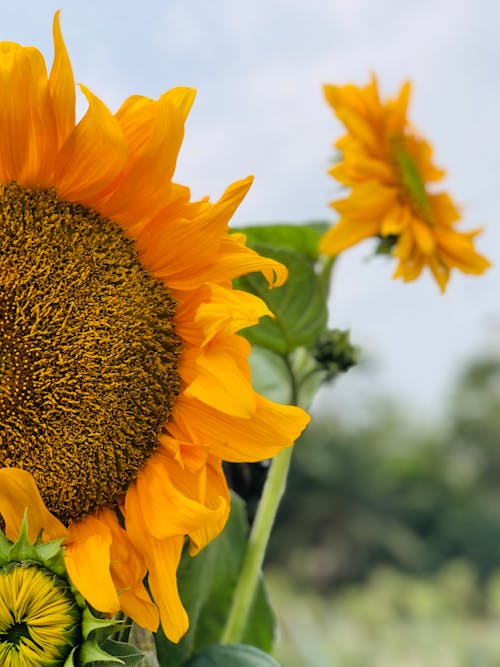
(98, 507, 159, 631)
(0, 468, 68, 543)
(125, 486, 188, 642)
(170, 393, 310, 462)
(65, 515, 120, 614)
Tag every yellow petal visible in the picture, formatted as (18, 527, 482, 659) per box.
(98, 507, 159, 632)
(124, 489, 188, 642)
(411, 217, 435, 255)
(336, 108, 381, 154)
(165, 87, 196, 121)
(333, 181, 397, 218)
(427, 256, 449, 292)
(183, 334, 256, 417)
(380, 205, 410, 236)
(147, 536, 187, 643)
(54, 84, 127, 203)
(435, 228, 491, 273)
(320, 218, 379, 256)
(429, 192, 461, 225)
(0, 468, 67, 542)
(136, 177, 253, 289)
(393, 227, 415, 262)
(170, 393, 310, 462)
(393, 253, 425, 282)
(388, 81, 411, 134)
(204, 234, 288, 287)
(195, 283, 273, 343)
(101, 94, 186, 232)
(115, 94, 156, 154)
(0, 42, 57, 185)
(65, 516, 120, 614)
(130, 456, 226, 539)
(189, 457, 230, 555)
(49, 11, 75, 148)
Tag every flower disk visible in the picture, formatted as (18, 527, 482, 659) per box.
(0, 182, 181, 524)
(321, 75, 490, 291)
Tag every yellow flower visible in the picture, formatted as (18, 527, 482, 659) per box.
(0, 13, 309, 642)
(320, 75, 490, 291)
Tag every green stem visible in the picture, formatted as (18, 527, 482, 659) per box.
(221, 354, 300, 645)
(319, 255, 336, 296)
(221, 445, 295, 644)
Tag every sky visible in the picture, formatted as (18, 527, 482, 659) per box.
(4, 0, 500, 419)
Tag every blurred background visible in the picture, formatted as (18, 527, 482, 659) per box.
(7, 1, 500, 663)
(267, 357, 500, 666)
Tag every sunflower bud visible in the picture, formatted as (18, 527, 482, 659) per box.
(0, 515, 141, 666)
(313, 329, 359, 380)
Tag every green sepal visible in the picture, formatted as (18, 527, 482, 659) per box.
(63, 647, 79, 667)
(78, 637, 126, 665)
(375, 233, 398, 255)
(35, 537, 67, 577)
(81, 606, 121, 641)
(7, 513, 39, 562)
(0, 529, 11, 565)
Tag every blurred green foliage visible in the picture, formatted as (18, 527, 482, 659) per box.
(266, 355, 500, 588)
(268, 563, 500, 667)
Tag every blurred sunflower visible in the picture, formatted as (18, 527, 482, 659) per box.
(320, 75, 490, 291)
(0, 13, 309, 642)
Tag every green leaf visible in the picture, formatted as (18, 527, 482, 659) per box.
(99, 640, 144, 667)
(242, 585, 276, 652)
(236, 222, 328, 261)
(236, 245, 328, 355)
(181, 644, 282, 666)
(247, 346, 292, 404)
(154, 495, 275, 665)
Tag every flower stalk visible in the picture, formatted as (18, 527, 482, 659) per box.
(221, 445, 294, 644)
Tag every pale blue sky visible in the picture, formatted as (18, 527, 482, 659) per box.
(4, 0, 500, 418)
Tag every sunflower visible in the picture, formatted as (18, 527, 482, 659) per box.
(320, 75, 490, 291)
(0, 13, 309, 643)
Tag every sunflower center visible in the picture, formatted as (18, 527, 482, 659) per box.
(391, 138, 433, 224)
(0, 182, 182, 524)
(0, 563, 80, 666)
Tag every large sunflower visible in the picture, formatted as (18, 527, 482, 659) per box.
(320, 75, 490, 291)
(0, 14, 309, 642)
